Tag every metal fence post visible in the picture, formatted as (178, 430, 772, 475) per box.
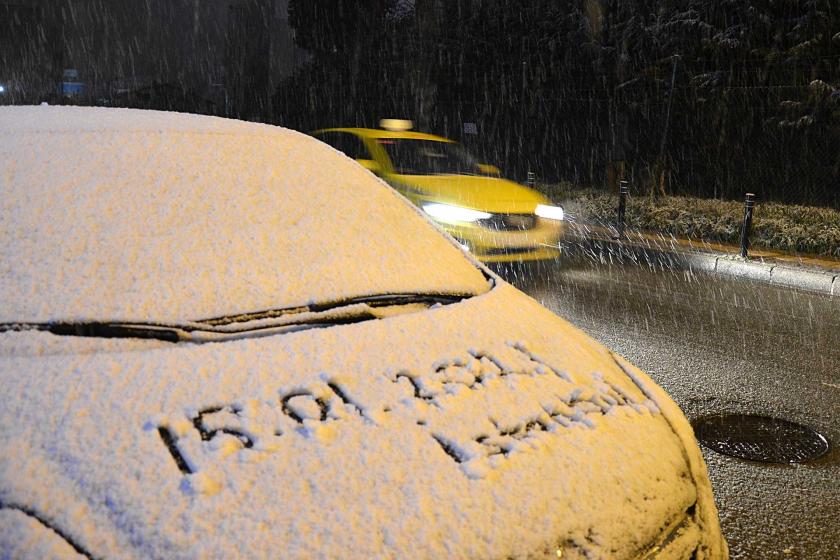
(740, 193, 755, 258)
(617, 180, 628, 238)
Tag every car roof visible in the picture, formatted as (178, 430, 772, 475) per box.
(315, 127, 455, 143)
(8, 104, 275, 136)
(0, 106, 488, 323)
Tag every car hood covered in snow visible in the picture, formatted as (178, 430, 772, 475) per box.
(0, 283, 725, 559)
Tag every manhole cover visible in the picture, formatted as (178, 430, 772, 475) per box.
(691, 414, 830, 463)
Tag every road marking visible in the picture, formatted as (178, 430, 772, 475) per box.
(822, 382, 840, 390)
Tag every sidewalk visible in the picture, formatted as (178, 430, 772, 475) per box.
(566, 222, 839, 296)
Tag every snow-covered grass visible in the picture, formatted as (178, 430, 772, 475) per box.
(548, 184, 840, 258)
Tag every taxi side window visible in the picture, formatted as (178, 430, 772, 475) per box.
(319, 132, 369, 160)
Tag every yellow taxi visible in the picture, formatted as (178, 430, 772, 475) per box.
(313, 120, 565, 262)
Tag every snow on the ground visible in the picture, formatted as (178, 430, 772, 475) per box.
(0, 106, 725, 559)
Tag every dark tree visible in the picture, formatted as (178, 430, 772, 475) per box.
(288, 0, 393, 56)
(278, 0, 840, 205)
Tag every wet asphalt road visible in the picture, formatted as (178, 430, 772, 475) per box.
(495, 255, 840, 560)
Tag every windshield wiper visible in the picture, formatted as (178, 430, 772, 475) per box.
(0, 321, 185, 343)
(0, 294, 471, 344)
(201, 293, 468, 327)
(311, 293, 464, 311)
(0, 317, 364, 343)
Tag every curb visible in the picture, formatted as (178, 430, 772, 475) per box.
(710, 256, 836, 295)
(566, 235, 837, 297)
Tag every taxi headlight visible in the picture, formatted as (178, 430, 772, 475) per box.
(422, 203, 492, 224)
(535, 204, 564, 221)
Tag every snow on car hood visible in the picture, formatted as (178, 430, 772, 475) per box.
(0, 106, 487, 324)
(0, 283, 724, 559)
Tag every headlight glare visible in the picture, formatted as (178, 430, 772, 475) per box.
(535, 204, 564, 221)
(422, 203, 492, 223)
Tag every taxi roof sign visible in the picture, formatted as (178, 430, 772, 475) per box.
(379, 118, 413, 132)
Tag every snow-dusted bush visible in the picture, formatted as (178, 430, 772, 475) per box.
(548, 185, 840, 258)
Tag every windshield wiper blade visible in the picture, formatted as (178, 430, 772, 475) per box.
(308, 293, 465, 312)
(1, 322, 185, 343)
(0, 317, 370, 344)
(201, 293, 468, 327)
(49, 322, 184, 342)
(0, 295, 472, 343)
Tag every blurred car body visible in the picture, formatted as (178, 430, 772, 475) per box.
(314, 122, 566, 263)
(0, 106, 726, 559)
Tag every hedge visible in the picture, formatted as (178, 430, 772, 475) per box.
(545, 185, 840, 258)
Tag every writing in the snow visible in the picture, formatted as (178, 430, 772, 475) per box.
(155, 342, 651, 479)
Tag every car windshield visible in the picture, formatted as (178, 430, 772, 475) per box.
(378, 139, 481, 176)
(0, 108, 490, 325)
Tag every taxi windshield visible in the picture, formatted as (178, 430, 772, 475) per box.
(378, 139, 481, 176)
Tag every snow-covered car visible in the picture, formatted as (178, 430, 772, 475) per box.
(0, 106, 726, 559)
